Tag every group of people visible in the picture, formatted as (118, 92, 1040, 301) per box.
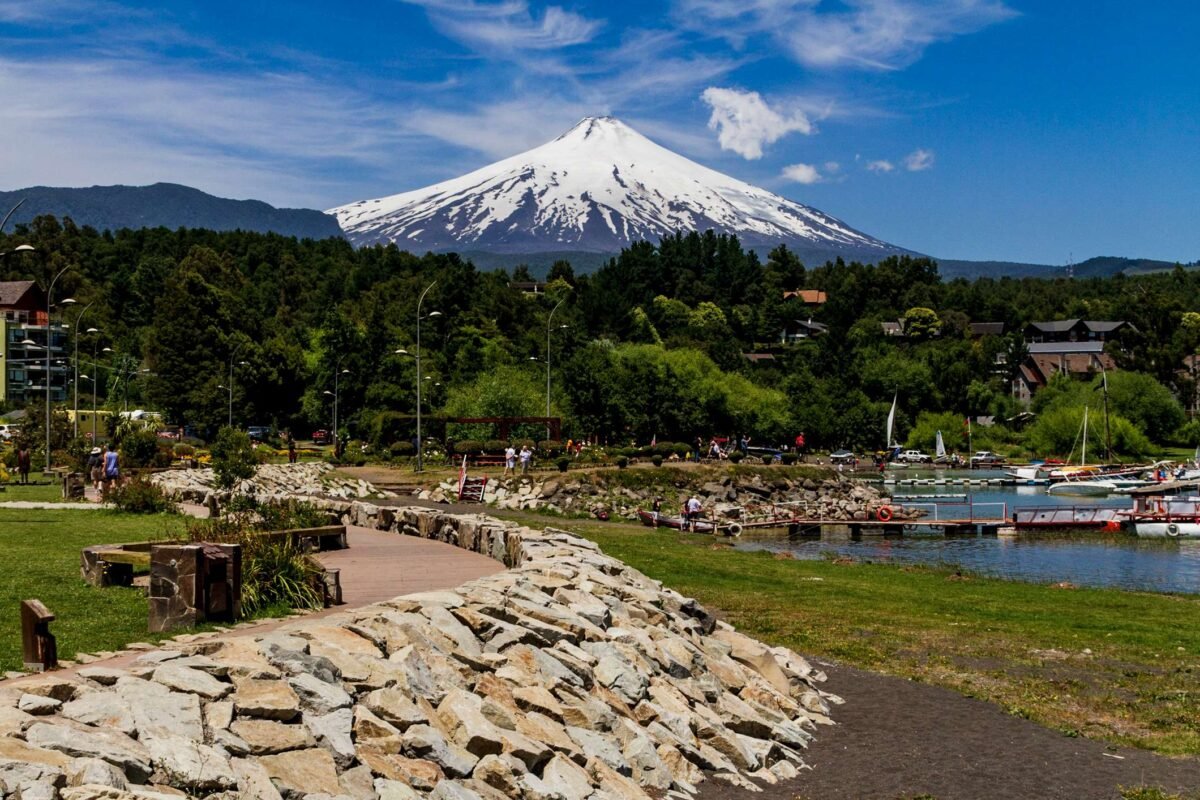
(502, 444, 534, 475)
(85, 443, 121, 492)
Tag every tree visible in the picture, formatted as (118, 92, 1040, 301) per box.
(902, 307, 941, 339)
(210, 427, 257, 489)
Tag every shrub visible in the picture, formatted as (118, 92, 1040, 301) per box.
(515, 439, 536, 451)
(103, 476, 177, 514)
(616, 456, 629, 469)
(556, 457, 570, 472)
(173, 443, 196, 457)
(119, 429, 160, 468)
(389, 441, 415, 457)
(211, 427, 257, 489)
(454, 440, 484, 455)
(780, 452, 798, 465)
(762, 454, 775, 465)
(484, 439, 508, 454)
(651, 454, 664, 467)
(673, 442, 692, 458)
(538, 440, 563, 456)
(652, 441, 676, 456)
(728, 451, 745, 463)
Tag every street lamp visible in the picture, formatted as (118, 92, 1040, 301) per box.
(541, 297, 568, 440)
(65, 301, 97, 437)
(414, 281, 440, 472)
(328, 363, 350, 452)
(43, 266, 73, 472)
(225, 342, 248, 428)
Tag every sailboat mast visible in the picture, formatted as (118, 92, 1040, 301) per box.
(1102, 372, 1113, 461)
(1082, 406, 1088, 467)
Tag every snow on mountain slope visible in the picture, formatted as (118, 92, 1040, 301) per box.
(329, 116, 903, 256)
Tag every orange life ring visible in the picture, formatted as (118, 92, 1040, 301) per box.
(876, 506, 894, 522)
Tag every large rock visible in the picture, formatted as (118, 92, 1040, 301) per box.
(25, 722, 152, 782)
(259, 748, 342, 797)
(228, 719, 314, 755)
(151, 664, 232, 700)
(232, 679, 300, 721)
(144, 736, 236, 791)
(115, 677, 203, 742)
(400, 725, 478, 778)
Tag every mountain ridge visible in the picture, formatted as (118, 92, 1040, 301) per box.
(328, 116, 912, 264)
(0, 182, 343, 239)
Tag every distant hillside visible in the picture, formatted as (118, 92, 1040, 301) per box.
(0, 183, 343, 240)
(936, 255, 1192, 280)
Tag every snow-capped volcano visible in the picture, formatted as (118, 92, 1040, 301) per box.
(329, 116, 905, 259)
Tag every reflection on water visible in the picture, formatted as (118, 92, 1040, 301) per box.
(733, 469, 1200, 594)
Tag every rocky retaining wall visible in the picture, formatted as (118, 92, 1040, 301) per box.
(150, 464, 391, 505)
(0, 505, 838, 800)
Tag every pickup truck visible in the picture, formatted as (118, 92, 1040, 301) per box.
(970, 451, 1005, 466)
(896, 449, 932, 463)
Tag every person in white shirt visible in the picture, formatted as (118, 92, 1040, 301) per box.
(504, 446, 516, 476)
(519, 445, 532, 474)
(685, 495, 702, 530)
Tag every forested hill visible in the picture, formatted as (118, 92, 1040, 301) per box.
(937, 256, 1190, 280)
(0, 184, 343, 239)
(2, 219, 1198, 454)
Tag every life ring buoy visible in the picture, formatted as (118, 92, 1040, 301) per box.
(726, 522, 743, 537)
(876, 506, 894, 522)
(1167, 523, 1180, 537)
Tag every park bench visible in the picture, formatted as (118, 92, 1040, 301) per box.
(468, 454, 508, 467)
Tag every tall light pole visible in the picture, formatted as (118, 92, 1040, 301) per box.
(225, 343, 247, 429)
(44, 265, 72, 472)
(329, 359, 350, 451)
(415, 281, 440, 472)
(66, 301, 96, 438)
(544, 297, 567, 441)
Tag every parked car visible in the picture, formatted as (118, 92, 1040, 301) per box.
(247, 425, 271, 442)
(311, 429, 330, 445)
(829, 449, 856, 464)
(896, 449, 932, 463)
(970, 450, 1006, 466)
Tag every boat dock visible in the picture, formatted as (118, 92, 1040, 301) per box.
(782, 518, 1009, 537)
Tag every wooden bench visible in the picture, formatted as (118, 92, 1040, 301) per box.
(257, 525, 348, 552)
(468, 455, 508, 467)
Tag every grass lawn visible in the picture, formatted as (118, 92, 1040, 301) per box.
(0, 508, 184, 672)
(496, 510, 1200, 756)
(0, 481, 74, 503)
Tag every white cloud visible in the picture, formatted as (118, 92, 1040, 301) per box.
(824, 161, 840, 173)
(677, 0, 1016, 70)
(904, 147, 935, 170)
(700, 87, 814, 160)
(782, 163, 823, 184)
(405, 0, 602, 52)
(866, 160, 895, 173)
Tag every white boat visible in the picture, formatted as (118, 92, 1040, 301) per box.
(1134, 520, 1200, 539)
(1046, 479, 1118, 496)
(1007, 466, 1050, 485)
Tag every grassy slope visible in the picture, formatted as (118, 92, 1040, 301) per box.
(0, 509, 183, 671)
(500, 511, 1200, 756)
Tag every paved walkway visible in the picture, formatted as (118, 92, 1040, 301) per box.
(5, 524, 504, 686)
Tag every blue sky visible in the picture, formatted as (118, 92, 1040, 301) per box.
(1, 0, 1196, 263)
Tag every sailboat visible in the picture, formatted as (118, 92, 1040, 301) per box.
(884, 394, 907, 468)
(1047, 407, 1119, 495)
(933, 430, 949, 464)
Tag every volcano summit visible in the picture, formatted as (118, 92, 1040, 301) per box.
(330, 116, 909, 264)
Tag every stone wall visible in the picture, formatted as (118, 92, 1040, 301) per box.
(0, 505, 838, 800)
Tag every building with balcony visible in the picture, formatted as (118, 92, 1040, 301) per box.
(1, 281, 69, 406)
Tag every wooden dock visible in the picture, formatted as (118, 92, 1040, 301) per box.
(781, 518, 1008, 537)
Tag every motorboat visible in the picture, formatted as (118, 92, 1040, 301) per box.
(637, 509, 720, 534)
(1128, 495, 1200, 538)
(1006, 466, 1050, 485)
(1133, 520, 1200, 539)
(1046, 479, 1118, 496)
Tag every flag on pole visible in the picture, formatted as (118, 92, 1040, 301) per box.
(650, 433, 657, 447)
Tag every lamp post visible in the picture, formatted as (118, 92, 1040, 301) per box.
(66, 301, 96, 438)
(328, 359, 350, 453)
(415, 282, 441, 472)
(43, 266, 72, 472)
(225, 343, 248, 429)
(544, 298, 567, 440)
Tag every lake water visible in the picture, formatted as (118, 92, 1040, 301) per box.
(733, 468, 1200, 595)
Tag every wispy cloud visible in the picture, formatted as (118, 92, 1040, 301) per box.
(866, 159, 895, 173)
(677, 0, 1016, 70)
(403, 0, 603, 53)
(904, 147, 935, 170)
(701, 87, 814, 159)
(782, 162, 823, 184)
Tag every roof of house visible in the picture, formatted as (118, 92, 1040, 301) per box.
(1027, 319, 1132, 334)
(881, 321, 904, 335)
(784, 319, 828, 333)
(0, 280, 38, 307)
(969, 322, 1005, 336)
(1029, 352, 1117, 380)
(1028, 319, 1081, 333)
(782, 289, 827, 304)
(742, 352, 777, 363)
(1028, 341, 1105, 355)
(1085, 320, 1130, 333)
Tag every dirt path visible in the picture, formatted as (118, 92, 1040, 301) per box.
(697, 661, 1200, 800)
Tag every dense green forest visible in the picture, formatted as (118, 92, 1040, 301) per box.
(3, 217, 1199, 455)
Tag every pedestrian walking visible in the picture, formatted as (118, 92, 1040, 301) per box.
(287, 433, 297, 464)
(685, 494, 703, 531)
(16, 444, 31, 485)
(519, 445, 532, 474)
(503, 445, 516, 476)
(102, 442, 120, 491)
(87, 447, 103, 491)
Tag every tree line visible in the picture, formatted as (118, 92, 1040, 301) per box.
(3, 217, 1198, 455)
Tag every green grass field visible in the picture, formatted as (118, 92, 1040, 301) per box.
(0, 509, 184, 671)
(497, 511, 1200, 756)
(0, 481, 74, 503)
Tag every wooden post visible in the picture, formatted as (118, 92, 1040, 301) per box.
(21, 599, 57, 672)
